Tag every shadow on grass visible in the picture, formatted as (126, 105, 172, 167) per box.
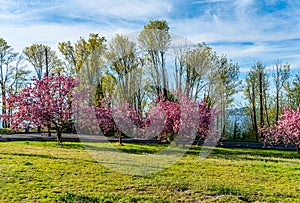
(7, 142, 300, 161)
(0, 151, 100, 164)
(113, 144, 169, 154)
(22, 141, 168, 154)
(58, 192, 169, 203)
(183, 146, 300, 165)
(211, 147, 300, 159)
(23, 141, 85, 149)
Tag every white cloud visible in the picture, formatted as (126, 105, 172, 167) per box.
(1, 23, 138, 54)
(1, 0, 300, 73)
(71, 0, 172, 19)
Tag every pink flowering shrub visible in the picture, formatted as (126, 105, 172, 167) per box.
(262, 106, 300, 153)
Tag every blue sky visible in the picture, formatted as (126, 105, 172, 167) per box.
(1, 0, 300, 74)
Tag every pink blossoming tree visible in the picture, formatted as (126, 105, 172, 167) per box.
(262, 106, 300, 153)
(76, 93, 213, 145)
(5, 73, 76, 143)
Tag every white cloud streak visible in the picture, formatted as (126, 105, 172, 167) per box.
(0, 0, 300, 72)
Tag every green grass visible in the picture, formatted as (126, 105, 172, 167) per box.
(1, 142, 300, 202)
(0, 128, 13, 134)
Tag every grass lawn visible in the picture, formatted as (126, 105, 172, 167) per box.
(1, 142, 300, 202)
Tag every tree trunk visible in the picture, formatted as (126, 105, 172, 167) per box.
(251, 84, 258, 142)
(275, 91, 279, 122)
(263, 88, 270, 127)
(45, 47, 49, 77)
(119, 135, 123, 145)
(115, 131, 123, 145)
(161, 51, 168, 98)
(48, 123, 51, 137)
(9, 108, 12, 128)
(221, 94, 226, 138)
(2, 86, 7, 128)
(233, 120, 237, 140)
(275, 64, 280, 122)
(57, 130, 62, 143)
(259, 71, 264, 141)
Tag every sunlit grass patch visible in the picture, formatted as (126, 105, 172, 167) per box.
(0, 142, 299, 202)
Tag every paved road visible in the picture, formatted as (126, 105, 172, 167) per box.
(0, 133, 297, 151)
(0, 133, 163, 144)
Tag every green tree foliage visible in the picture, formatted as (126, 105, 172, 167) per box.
(23, 44, 61, 79)
(244, 62, 268, 142)
(215, 55, 241, 137)
(174, 43, 214, 100)
(272, 62, 290, 122)
(59, 34, 107, 106)
(106, 34, 143, 111)
(138, 20, 171, 97)
(286, 73, 300, 108)
(58, 33, 106, 76)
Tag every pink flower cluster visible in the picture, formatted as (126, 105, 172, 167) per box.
(5, 73, 76, 132)
(262, 106, 300, 151)
(92, 94, 212, 141)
